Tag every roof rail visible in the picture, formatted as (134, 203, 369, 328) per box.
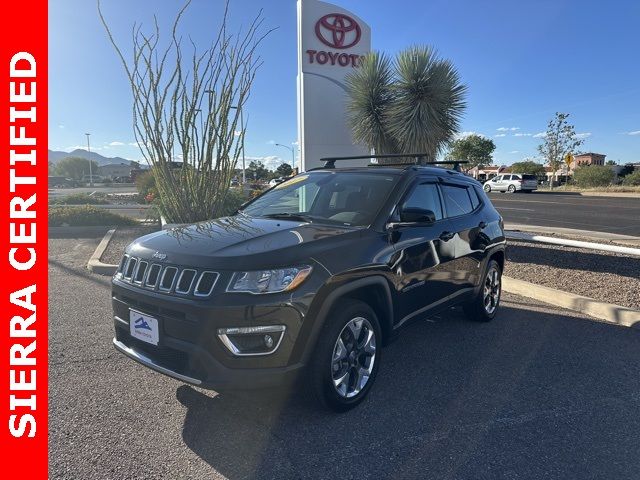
(319, 153, 469, 171)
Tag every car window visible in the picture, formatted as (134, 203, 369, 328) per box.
(522, 174, 536, 180)
(503, 175, 512, 180)
(469, 186, 481, 209)
(403, 182, 443, 220)
(512, 175, 521, 180)
(493, 175, 501, 181)
(441, 184, 474, 217)
(242, 171, 399, 226)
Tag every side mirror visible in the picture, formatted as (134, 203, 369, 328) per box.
(399, 207, 436, 224)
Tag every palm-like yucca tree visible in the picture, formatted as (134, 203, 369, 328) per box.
(346, 46, 467, 163)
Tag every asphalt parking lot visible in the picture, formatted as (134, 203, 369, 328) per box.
(49, 236, 640, 479)
(489, 191, 640, 236)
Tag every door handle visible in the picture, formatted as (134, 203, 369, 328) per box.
(439, 231, 455, 241)
(478, 221, 487, 229)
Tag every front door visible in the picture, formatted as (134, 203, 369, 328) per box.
(388, 179, 458, 322)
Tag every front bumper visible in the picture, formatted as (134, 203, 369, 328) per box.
(112, 279, 313, 390)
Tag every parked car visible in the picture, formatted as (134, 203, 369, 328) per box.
(268, 177, 285, 187)
(483, 173, 537, 193)
(112, 159, 506, 411)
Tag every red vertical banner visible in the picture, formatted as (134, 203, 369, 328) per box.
(0, 0, 48, 477)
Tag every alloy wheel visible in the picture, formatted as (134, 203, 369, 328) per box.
(331, 317, 376, 398)
(483, 265, 501, 314)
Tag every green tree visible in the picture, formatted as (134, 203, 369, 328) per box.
(447, 134, 495, 168)
(510, 160, 546, 176)
(247, 161, 269, 181)
(605, 160, 617, 166)
(346, 46, 467, 163)
(275, 163, 293, 177)
(537, 112, 584, 189)
(54, 156, 99, 181)
(573, 165, 614, 187)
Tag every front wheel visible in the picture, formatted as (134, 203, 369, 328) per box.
(308, 300, 381, 412)
(484, 184, 491, 193)
(508, 184, 516, 193)
(463, 259, 502, 322)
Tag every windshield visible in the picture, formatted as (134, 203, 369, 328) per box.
(241, 171, 399, 226)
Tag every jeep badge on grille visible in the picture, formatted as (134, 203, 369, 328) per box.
(152, 252, 167, 261)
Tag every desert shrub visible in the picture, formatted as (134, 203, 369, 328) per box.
(49, 206, 138, 227)
(135, 171, 157, 198)
(622, 170, 640, 186)
(221, 188, 249, 215)
(572, 165, 614, 188)
(49, 193, 109, 205)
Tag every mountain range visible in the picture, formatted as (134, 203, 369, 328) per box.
(48, 148, 134, 166)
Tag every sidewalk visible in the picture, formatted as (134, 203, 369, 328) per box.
(505, 223, 640, 247)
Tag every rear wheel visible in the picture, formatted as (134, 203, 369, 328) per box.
(463, 259, 502, 322)
(308, 300, 381, 412)
(507, 184, 516, 193)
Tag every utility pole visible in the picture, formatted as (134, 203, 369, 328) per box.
(85, 133, 93, 187)
(275, 143, 295, 170)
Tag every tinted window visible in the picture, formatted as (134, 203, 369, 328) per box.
(469, 186, 481, 209)
(511, 175, 521, 180)
(503, 175, 512, 180)
(242, 172, 398, 226)
(403, 182, 443, 220)
(442, 184, 473, 217)
(522, 174, 536, 180)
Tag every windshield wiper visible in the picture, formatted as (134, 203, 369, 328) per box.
(262, 212, 315, 223)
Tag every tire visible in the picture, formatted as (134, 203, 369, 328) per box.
(308, 300, 381, 412)
(507, 184, 516, 193)
(463, 259, 502, 322)
(484, 184, 491, 193)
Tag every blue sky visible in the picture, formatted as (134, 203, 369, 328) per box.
(49, 0, 640, 167)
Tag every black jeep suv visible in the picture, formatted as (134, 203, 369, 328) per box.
(112, 161, 506, 411)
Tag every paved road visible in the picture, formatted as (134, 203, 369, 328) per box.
(49, 236, 640, 479)
(488, 191, 640, 236)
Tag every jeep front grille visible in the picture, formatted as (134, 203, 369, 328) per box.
(116, 255, 219, 298)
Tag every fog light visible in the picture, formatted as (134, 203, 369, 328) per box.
(217, 325, 285, 356)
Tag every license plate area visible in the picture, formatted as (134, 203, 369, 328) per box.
(129, 309, 160, 346)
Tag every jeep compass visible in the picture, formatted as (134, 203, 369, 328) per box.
(112, 158, 506, 411)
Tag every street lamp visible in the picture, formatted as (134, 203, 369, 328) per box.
(275, 143, 295, 170)
(229, 105, 246, 184)
(85, 133, 93, 187)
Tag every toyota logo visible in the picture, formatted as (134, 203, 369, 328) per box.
(315, 13, 361, 49)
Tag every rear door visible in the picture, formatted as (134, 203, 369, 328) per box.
(521, 174, 538, 190)
(389, 177, 458, 322)
(439, 180, 488, 294)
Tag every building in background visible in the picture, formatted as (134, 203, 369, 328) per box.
(573, 152, 606, 167)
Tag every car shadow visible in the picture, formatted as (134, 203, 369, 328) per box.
(507, 242, 640, 280)
(176, 303, 640, 479)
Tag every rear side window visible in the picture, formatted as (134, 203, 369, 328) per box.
(442, 184, 474, 217)
(511, 175, 521, 180)
(403, 182, 443, 220)
(469, 186, 481, 209)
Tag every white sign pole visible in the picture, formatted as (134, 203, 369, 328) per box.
(297, 0, 371, 171)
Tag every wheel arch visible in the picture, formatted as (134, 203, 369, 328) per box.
(292, 276, 394, 365)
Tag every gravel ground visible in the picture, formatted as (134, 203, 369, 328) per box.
(100, 226, 159, 265)
(505, 240, 640, 309)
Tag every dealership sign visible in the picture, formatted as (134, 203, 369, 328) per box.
(297, 0, 371, 170)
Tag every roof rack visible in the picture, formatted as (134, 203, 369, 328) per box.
(319, 153, 469, 172)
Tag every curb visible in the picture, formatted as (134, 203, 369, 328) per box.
(504, 223, 640, 247)
(505, 231, 640, 257)
(87, 228, 118, 275)
(502, 276, 640, 328)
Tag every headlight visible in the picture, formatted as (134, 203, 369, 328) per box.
(227, 266, 312, 294)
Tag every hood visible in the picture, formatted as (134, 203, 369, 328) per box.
(126, 215, 362, 270)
